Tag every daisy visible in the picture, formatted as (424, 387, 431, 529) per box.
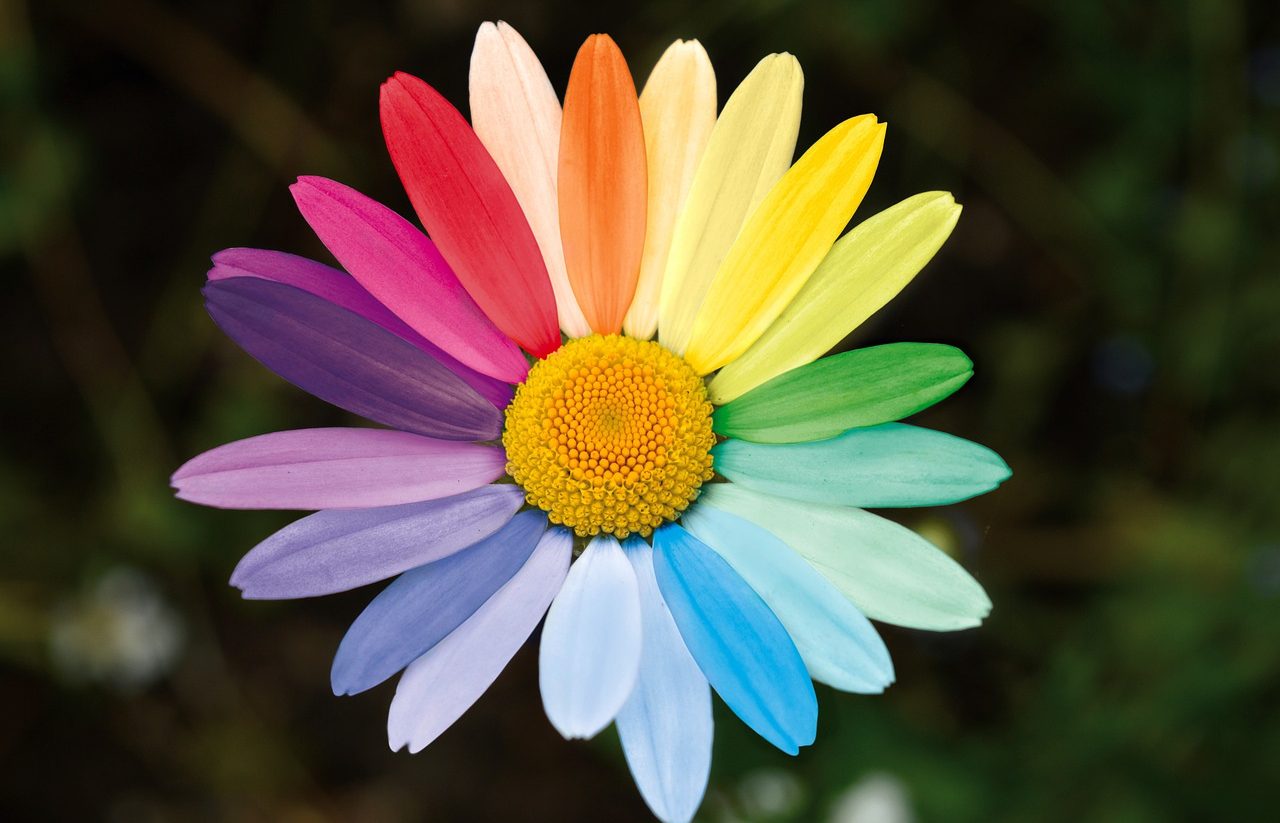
(172, 22, 1009, 823)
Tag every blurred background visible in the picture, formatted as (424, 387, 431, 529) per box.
(3, 0, 1278, 820)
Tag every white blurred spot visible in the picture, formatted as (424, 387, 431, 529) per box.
(828, 772, 915, 823)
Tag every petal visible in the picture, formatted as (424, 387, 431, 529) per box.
(680, 506, 894, 693)
(652, 523, 816, 754)
(657, 53, 802, 355)
(209, 248, 513, 408)
(700, 484, 992, 631)
(712, 423, 1011, 508)
(204, 277, 501, 440)
(683, 116, 886, 375)
(469, 22, 590, 338)
(558, 35, 647, 334)
(289, 177, 528, 383)
(388, 526, 572, 753)
(622, 39, 717, 340)
(229, 484, 524, 599)
(615, 537, 712, 823)
(711, 343, 972, 444)
(538, 534, 642, 739)
(331, 510, 548, 695)
(172, 428, 505, 510)
(380, 71, 559, 357)
(708, 192, 963, 402)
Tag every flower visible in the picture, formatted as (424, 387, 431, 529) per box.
(171, 21, 1010, 823)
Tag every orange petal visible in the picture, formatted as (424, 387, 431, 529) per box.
(558, 35, 647, 335)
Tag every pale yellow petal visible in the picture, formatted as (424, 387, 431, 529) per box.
(469, 21, 591, 338)
(683, 116, 886, 375)
(656, 53, 802, 354)
(707, 192, 962, 403)
(622, 40, 717, 340)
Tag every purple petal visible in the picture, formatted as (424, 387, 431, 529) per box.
(290, 177, 529, 384)
(387, 527, 572, 752)
(330, 510, 548, 695)
(230, 484, 524, 599)
(210, 248, 513, 408)
(172, 427, 506, 510)
(204, 276, 501, 440)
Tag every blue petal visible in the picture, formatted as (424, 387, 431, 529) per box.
(539, 534, 642, 739)
(330, 510, 547, 695)
(681, 505, 894, 693)
(651, 524, 817, 754)
(615, 537, 712, 823)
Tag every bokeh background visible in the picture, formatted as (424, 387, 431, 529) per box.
(4, 0, 1279, 820)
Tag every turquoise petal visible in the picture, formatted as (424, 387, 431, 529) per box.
(539, 534, 642, 739)
(615, 537, 712, 823)
(712, 422, 1011, 508)
(700, 484, 992, 631)
(652, 524, 817, 754)
(681, 505, 894, 693)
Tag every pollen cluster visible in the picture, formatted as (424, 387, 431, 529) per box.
(503, 335, 716, 538)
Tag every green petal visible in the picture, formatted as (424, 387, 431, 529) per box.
(699, 484, 992, 631)
(712, 423, 1010, 508)
(711, 343, 973, 444)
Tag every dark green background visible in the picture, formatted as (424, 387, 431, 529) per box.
(3, 0, 1278, 820)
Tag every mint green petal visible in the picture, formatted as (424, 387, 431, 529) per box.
(711, 343, 972, 444)
(712, 423, 1011, 508)
(699, 484, 991, 631)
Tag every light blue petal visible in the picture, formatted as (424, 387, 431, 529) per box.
(711, 422, 1011, 507)
(615, 537, 712, 823)
(682, 505, 894, 693)
(329, 510, 547, 695)
(539, 534, 642, 739)
(652, 524, 817, 755)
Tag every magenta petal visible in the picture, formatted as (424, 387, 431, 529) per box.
(210, 249, 512, 408)
(172, 427, 506, 510)
(290, 177, 529, 384)
(205, 276, 501, 440)
(230, 484, 525, 599)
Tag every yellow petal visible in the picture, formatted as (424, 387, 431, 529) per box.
(683, 116, 886, 375)
(622, 40, 717, 340)
(656, 53, 802, 355)
(469, 21, 591, 338)
(707, 192, 962, 403)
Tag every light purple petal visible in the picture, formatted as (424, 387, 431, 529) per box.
(290, 177, 529, 384)
(173, 427, 505, 510)
(388, 527, 572, 753)
(330, 510, 548, 695)
(204, 276, 501, 440)
(210, 248, 513, 408)
(230, 484, 524, 599)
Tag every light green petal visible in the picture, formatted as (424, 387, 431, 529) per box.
(708, 192, 962, 403)
(712, 423, 1011, 508)
(711, 343, 972, 444)
(699, 484, 991, 631)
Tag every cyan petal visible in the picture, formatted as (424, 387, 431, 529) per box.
(616, 537, 712, 823)
(712, 422, 1011, 507)
(387, 527, 571, 752)
(330, 510, 547, 695)
(539, 534, 642, 739)
(700, 484, 991, 631)
(652, 524, 816, 755)
(682, 505, 894, 693)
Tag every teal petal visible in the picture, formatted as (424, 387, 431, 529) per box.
(712, 422, 1011, 508)
(652, 524, 817, 754)
(615, 537, 713, 823)
(682, 505, 894, 693)
(699, 484, 992, 631)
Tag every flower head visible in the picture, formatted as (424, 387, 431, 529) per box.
(172, 21, 1009, 823)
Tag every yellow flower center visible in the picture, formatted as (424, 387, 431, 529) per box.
(503, 335, 716, 538)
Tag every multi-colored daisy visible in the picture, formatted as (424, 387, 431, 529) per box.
(172, 22, 1009, 823)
